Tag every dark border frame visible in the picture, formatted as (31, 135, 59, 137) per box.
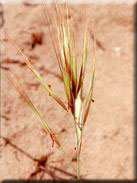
(1, 180, 136, 183)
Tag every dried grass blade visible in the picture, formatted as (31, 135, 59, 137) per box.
(59, 24, 77, 108)
(58, 26, 73, 106)
(62, 71, 71, 107)
(6, 73, 60, 147)
(83, 68, 95, 124)
(1, 30, 68, 112)
(83, 30, 96, 125)
(71, 50, 77, 83)
(77, 31, 88, 94)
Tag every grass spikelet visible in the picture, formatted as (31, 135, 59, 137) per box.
(54, 4, 96, 178)
(2, 1, 96, 179)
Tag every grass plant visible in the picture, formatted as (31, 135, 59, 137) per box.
(1, 1, 96, 179)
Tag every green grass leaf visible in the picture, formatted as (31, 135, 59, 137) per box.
(77, 30, 88, 95)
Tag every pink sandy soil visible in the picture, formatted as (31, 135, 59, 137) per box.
(0, 2, 135, 180)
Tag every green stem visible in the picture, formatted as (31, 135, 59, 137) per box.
(74, 120, 82, 180)
(76, 135, 80, 179)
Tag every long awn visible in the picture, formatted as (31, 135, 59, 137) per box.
(1, 1, 96, 179)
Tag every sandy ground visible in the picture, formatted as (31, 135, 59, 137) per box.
(0, 2, 135, 180)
